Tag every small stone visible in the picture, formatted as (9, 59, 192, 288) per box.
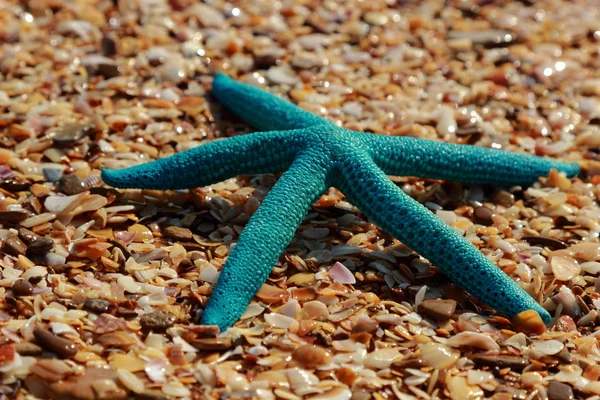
(101, 34, 117, 57)
(189, 325, 220, 338)
(49, 264, 72, 274)
(390, 287, 408, 303)
(26, 237, 54, 258)
(191, 337, 233, 351)
(59, 174, 87, 195)
(2, 179, 31, 192)
(491, 190, 515, 207)
(117, 307, 138, 318)
(0, 210, 29, 223)
(33, 328, 78, 359)
(97, 63, 121, 79)
(474, 206, 495, 225)
(472, 354, 528, 370)
(43, 168, 63, 183)
(418, 300, 457, 321)
(18, 228, 41, 244)
(292, 344, 332, 368)
(522, 236, 567, 250)
(51, 124, 90, 145)
(139, 310, 176, 331)
(163, 226, 193, 241)
(3, 235, 27, 256)
(12, 279, 34, 297)
(84, 298, 111, 314)
(548, 381, 574, 400)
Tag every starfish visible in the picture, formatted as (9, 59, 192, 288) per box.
(102, 72, 580, 331)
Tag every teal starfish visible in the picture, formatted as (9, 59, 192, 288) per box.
(102, 72, 579, 331)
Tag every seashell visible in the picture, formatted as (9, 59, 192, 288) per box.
(264, 313, 297, 329)
(286, 368, 319, 390)
(467, 369, 494, 385)
(145, 357, 167, 383)
(309, 387, 352, 400)
(532, 340, 564, 355)
(447, 376, 484, 400)
(257, 284, 289, 303)
(420, 343, 459, 370)
(302, 301, 329, 319)
(328, 262, 355, 284)
(446, 332, 500, 351)
(551, 256, 581, 281)
(266, 66, 299, 86)
(364, 348, 402, 370)
(116, 369, 145, 394)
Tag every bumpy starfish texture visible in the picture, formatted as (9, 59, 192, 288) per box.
(102, 72, 580, 331)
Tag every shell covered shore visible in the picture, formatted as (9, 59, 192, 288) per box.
(0, 0, 600, 399)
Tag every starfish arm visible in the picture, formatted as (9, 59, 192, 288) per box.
(359, 133, 580, 186)
(335, 150, 552, 323)
(201, 152, 329, 330)
(101, 129, 304, 190)
(212, 72, 330, 131)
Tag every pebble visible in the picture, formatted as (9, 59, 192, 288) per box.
(292, 344, 332, 368)
(19, 228, 41, 244)
(51, 124, 89, 144)
(97, 63, 121, 79)
(474, 206, 495, 225)
(33, 328, 78, 359)
(3, 235, 27, 256)
(139, 310, 176, 331)
(191, 338, 233, 351)
(163, 226, 193, 241)
(418, 299, 457, 321)
(116, 307, 138, 318)
(522, 236, 567, 250)
(101, 34, 117, 57)
(491, 190, 515, 207)
(43, 168, 64, 183)
(84, 298, 111, 314)
(12, 279, 34, 297)
(26, 237, 54, 258)
(548, 381, 574, 400)
(390, 287, 408, 303)
(59, 175, 87, 195)
(0, 210, 29, 223)
(472, 354, 528, 370)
